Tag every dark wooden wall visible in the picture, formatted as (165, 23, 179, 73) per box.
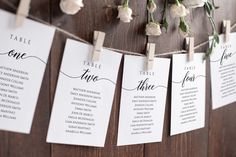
(0, 0, 236, 157)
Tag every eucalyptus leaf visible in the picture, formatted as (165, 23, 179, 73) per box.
(179, 18, 188, 32)
(214, 34, 220, 43)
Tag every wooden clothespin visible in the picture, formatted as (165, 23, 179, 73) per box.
(146, 43, 155, 70)
(185, 37, 194, 61)
(16, 0, 31, 27)
(223, 20, 231, 42)
(92, 31, 105, 62)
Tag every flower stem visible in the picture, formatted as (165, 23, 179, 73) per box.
(203, 1, 219, 59)
(180, 17, 185, 23)
(208, 16, 217, 34)
(123, 0, 129, 7)
(161, 0, 168, 20)
(175, 0, 180, 5)
(150, 13, 154, 22)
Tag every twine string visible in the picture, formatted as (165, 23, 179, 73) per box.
(2, 0, 236, 57)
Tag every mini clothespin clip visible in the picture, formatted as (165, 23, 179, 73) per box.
(92, 31, 105, 62)
(185, 37, 194, 61)
(16, 0, 31, 27)
(146, 43, 155, 70)
(223, 20, 231, 42)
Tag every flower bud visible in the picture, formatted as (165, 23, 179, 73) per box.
(146, 22, 162, 36)
(147, 1, 157, 13)
(117, 5, 133, 23)
(60, 0, 84, 15)
(170, 3, 189, 18)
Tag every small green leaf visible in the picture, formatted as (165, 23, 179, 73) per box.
(203, 1, 220, 60)
(215, 6, 220, 9)
(204, 35, 219, 59)
(179, 18, 188, 32)
(214, 34, 220, 43)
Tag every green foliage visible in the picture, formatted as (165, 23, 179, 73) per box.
(161, 0, 169, 31)
(203, 0, 220, 59)
(204, 33, 220, 59)
(179, 18, 188, 32)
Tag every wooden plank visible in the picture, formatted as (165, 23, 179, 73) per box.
(145, 3, 210, 157)
(0, 0, 18, 13)
(0, 0, 51, 157)
(208, 1, 236, 157)
(50, 0, 146, 157)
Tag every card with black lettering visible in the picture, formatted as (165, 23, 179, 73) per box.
(117, 55, 170, 146)
(210, 33, 236, 109)
(0, 9, 55, 133)
(171, 53, 206, 136)
(47, 39, 122, 147)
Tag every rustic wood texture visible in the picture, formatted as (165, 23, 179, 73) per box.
(0, 0, 236, 157)
(0, 0, 51, 157)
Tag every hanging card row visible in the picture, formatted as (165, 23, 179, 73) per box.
(0, 9, 236, 147)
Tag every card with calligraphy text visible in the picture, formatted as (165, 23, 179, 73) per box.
(171, 53, 206, 136)
(210, 33, 236, 109)
(47, 39, 122, 147)
(117, 55, 170, 146)
(0, 9, 55, 133)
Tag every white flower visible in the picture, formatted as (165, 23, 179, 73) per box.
(146, 22, 162, 36)
(117, 5, 133, 23)
(170, 3, 189, 18)
(182, 0, 207, 8)
(147, 1, 157, 13)
(60, 0, 84, 15)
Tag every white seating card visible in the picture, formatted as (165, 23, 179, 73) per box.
(210, 33, 236, 109)
(117, 55, 170, 146)
(171, 53, 206, 136)
(47, 39, 122, 147)
(0, 9, 55, 133)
